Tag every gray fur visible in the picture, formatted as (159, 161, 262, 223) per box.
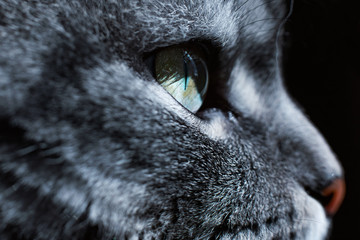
(0, 0, 342, 239)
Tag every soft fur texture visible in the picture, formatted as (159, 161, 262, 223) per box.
(0, 0, 343, 239)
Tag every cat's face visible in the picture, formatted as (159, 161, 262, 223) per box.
(0, 0, 344, 239)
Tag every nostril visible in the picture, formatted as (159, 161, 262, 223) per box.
(305, 178, 346, 217)
(321, 178, 346, 216)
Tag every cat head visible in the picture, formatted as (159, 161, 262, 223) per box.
(0, 0, 344, 239)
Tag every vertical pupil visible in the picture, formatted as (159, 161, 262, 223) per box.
(183, 51, 199, 91)
(183, 52, 188, 90)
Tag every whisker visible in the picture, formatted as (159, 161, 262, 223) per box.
(239, 17, 282, 34)
(233, 0, 252, 13)
(293, 218, 327, 225)
(239, 0, 280, 20)
(16, 145, 38, 156)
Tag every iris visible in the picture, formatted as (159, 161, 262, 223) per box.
(155, 45, 209, 113)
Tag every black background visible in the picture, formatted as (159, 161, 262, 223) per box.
(283, 0, 359, 239)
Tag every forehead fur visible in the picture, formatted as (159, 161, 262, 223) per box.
(84, 0, 285, 52)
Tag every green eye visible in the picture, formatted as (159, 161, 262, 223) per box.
(154, 45, 209, 113)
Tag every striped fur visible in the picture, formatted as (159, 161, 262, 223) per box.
(0, 0, 342, 239)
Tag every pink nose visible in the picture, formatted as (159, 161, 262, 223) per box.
(321, 178, 346, 216)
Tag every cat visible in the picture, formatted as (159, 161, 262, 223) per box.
(0, 0, 345, 239)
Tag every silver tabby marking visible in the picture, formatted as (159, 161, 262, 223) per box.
(0, 0, 343, 239)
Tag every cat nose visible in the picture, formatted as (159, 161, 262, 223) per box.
(321, 178, 346, 216)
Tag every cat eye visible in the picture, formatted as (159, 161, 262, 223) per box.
(153, 44, 209, 113)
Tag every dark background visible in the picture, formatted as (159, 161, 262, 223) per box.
(283, 0, 359, 239)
